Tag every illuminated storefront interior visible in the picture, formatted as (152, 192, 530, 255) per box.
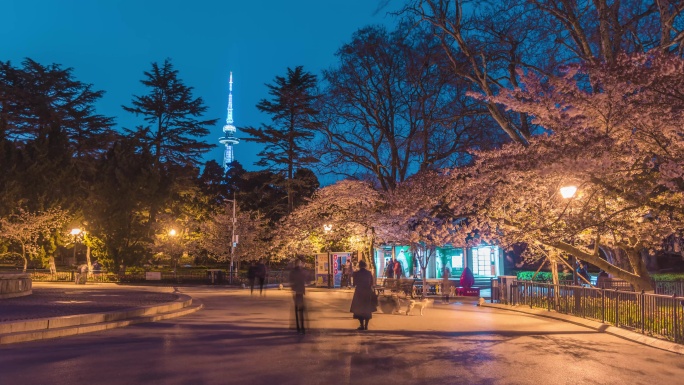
(373, 244, 503, 279)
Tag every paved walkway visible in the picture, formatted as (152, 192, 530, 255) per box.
(1, 283, 180, 322)
(2, 282, 681, 355)
(2, 286, 682, 385)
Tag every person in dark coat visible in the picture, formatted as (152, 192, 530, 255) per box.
(385, 259, 394, 279)
(247, 261, 257, 295)
(255, 259, 267, 296)
(289, 259, 308, 334)
(350, 260, 375, 330)
(345, 260, 354, 288)
(441, 264, 452, 304)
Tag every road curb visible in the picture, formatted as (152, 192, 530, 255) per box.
(0, 295, 202, 345)
(481, 302, 684, 355)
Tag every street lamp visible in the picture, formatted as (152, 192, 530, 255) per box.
(70, 228, 82, 265)
(226, 195, 237, 284)
(71, 228, 93, 280)
(560, 186, 583, 285)
(323, 224, 333, 288)
(168, 229, 180, 277)
(560, 185, 577, 199)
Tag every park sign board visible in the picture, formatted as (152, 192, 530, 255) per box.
(145, 272, 162, 281)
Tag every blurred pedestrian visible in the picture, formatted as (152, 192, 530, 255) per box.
(442, 264, 451, 304)
(345, 259, 354, 288)
(75, 263, 88, 285)
(578, 262, 591, 286)
(247, 261, 257, 295)
(289, 259, 308, 334)
(393, 259, 403, 279)
(350, 260, 376, 330)
(385, 259, 394, 279)
(255, 259, 267, 296)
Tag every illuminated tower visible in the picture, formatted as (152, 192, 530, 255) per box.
(219, 72, 239, 171)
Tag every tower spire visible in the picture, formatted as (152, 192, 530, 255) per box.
(219, 72, 239, 171)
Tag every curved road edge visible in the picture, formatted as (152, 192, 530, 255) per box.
(481, 302, 684, 355)
(0, 294, 203, 345)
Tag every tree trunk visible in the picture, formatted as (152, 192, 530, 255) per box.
(21, 243, 27, 272)
(48, 255, 57, 274)
(86, 246, 92, 278)
(550, 241, 655, 292)
(551, 256, 559, 310)
(367, 228, 377, 280)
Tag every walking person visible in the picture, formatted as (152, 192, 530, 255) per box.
(255, 259, 267, 296)
(442, 264, 452, 304)
(289, 259, 308, 334)
(393, 258, 403, 279)
(350, 260, 376, 330)
(345, 259, 354, 288)
(385, 259, 394, 279)
(247, 261, 257, 295)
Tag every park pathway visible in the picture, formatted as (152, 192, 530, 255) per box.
(1, 286, 682, 385)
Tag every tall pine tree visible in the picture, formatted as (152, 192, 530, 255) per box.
(123, 59, 217, 225)
(242, 66, 320, 213)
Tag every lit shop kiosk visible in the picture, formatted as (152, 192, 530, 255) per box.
(315, 252, 353, 288)
(373, 244, 504, 281)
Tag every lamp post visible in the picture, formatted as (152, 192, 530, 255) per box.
(560, 185, 577, 199)
(71, 228, 92, 270)
(71, 228, 93, 281)
(168, 229, 178, 276)
(70, 228, 82, 264)
(560, 185, 582, 286)
(226, 196, 237, 284)
(323, 224, 333, 288)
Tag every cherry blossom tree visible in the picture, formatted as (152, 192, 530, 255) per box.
(0, 208, 69, 271)
(274, 180, 385, 273)
(385, 170, 460, 297)
(196, 206, 269, 269)
(449, 50, 684, 291)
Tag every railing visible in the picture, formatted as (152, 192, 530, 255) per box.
(26, 268, 301, 286)
(505, 281, 684, 344)
(655, 281, 684, 297)
(27, 269, 247, 285)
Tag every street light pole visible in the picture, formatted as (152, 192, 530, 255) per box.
(227, 194, 237, 284)
(70, 228, 82, 265)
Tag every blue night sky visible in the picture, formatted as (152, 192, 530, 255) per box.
(2, 0, 400, 173)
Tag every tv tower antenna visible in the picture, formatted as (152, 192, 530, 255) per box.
(219, 72, 239, 171)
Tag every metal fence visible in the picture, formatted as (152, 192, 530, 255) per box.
(26, 268, 299, 286)
(655, 281, 684, 297)
(496, 280, 684, 344)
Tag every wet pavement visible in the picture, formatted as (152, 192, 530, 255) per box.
(1, 286, 682, 385)
(0, 283, 179, 322)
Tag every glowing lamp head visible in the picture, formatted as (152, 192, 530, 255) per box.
(168, 229, 177, 236)
(323, 224, 332, 232)
(70, 228, 82, 235)
(560, 185, 578, 199)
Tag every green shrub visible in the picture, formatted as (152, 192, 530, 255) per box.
(515, 270, 572, 281)
(651, 273, 684, 281)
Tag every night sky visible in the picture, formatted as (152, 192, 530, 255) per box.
(2, 0, 400, 173)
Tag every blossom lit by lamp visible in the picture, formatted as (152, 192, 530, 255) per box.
(560, 185, 577, 199)
(323, 224, 332, 233)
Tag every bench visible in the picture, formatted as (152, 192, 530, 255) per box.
(456, 286, 481, 296)
(374, 278, 417, 313)
(374, 278, 416, 298)
(596, 277, 634, 291)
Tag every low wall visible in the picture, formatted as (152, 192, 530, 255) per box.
(0, 273, 32, 299)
